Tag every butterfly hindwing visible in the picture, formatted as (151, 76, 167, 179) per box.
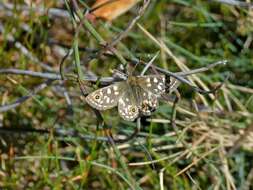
(136, 75, 165, 96)
(85, 82, 125, 110)
(133, 85, 158, 116)
(118, 90, 139, 121)
(140, 91, 158, 116)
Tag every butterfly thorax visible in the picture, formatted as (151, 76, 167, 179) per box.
(125, 76, 139, 104)
(126, 76, 138, 86)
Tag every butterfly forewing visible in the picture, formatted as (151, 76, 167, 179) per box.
(85, 82, 126, 110)
(136, 75, 166, 96)
(118, 90, 139, 121)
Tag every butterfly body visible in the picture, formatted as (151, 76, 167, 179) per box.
(86, 75, 166, 121)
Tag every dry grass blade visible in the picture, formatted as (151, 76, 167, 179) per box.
(175, 146, 220, 177)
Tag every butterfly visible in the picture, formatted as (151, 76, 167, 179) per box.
(85, 75, 167, 121)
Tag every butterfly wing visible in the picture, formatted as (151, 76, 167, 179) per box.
(118, 90, 139, 121)
(128, 85, 158, 116)
(85, 82, 126, 110)
(136, 75, 166, 96)
(139, 89, 158, 116)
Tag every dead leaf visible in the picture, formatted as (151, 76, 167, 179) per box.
(91, 0, 140, 21)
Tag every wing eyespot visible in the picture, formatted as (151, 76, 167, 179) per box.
(131, 106, 137, 113)
(95, 94, 100, 100)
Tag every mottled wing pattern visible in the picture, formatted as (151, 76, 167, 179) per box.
(139, 92, 158, 116)
(86, 82, 126, 110)
(118, 90, 139, 121)
(136, 75, 166, 96)
(86, 75, 167, 121)
(133, 85, 158, 116)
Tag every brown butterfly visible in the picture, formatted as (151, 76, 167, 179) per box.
(86, 75, 167, 121)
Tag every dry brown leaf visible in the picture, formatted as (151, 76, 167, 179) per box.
(91, 0, 140, 21)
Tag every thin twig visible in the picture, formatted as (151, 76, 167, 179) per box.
(109, 0, 150, 47)
(69, 0, 127, 65)
(0, 127, 110, 142)
(0, 69, 61, 80)
(0, 59, 226, 83)
(109, 118, 141, 143)
(1, 2, 70, 18)
(0, 69, 118, 84)
(0, 80, 53, 113)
